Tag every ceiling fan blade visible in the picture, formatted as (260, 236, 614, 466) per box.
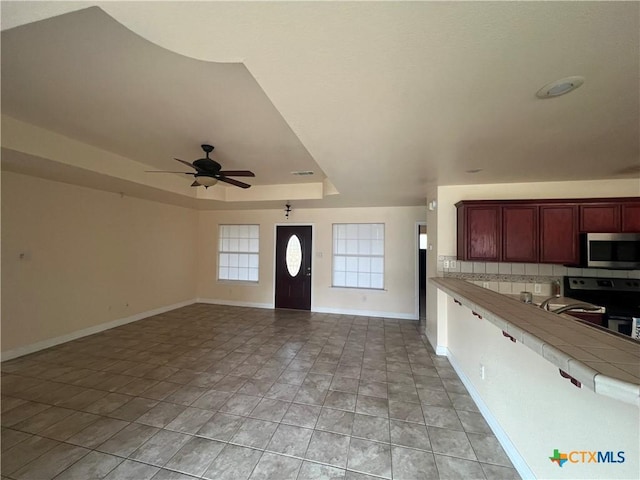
(217, 176, 251, 189)
(218, 170, 255, 177)
(174, 158, 197, 170)
(145, 171, 194, 174)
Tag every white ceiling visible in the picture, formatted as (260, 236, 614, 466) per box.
(2, 1, 639, 209)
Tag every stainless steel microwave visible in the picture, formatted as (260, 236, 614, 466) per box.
(581, 233, 640, 269)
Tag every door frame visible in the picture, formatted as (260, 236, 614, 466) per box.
(415, 221, 427, 320)
(273, 223, 316, 310)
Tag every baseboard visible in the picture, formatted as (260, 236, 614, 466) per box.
(196, 298, 274, 309)
(312, 306, 418, 320)
(435, 345, 448, 356)
(1, 299, 197, 362)
(444, 347, 535, 480)
(196, 299, 418, 321)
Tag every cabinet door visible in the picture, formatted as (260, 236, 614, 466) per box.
(566, 312, 604, 326)
(465, 206, 501, 261)
(539, 205, 579, 264)
(502, 206, 538, 262)
(621, 203, 640, 232)
(579, 204, 620, 232)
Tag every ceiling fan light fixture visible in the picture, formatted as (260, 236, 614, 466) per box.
(196, 176, 218, 187)
(536, 76, 584, 98)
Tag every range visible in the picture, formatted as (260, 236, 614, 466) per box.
(564, 276, 640, 339)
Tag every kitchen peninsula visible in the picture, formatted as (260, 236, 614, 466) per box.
(432, 277, 639, 480)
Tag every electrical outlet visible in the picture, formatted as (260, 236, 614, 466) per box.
(443, 260, 450, 269)
(450, 260, 456, 269)
(534, 284, 542, 294)
(482, 282, 490, 289)
(480, 364, 486, 380)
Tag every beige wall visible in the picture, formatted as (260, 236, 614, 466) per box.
(197, 206, 426, 318)
(424, 186, 439, 347)
(1, 172, 198, 356)
(1, 170, 425, 357)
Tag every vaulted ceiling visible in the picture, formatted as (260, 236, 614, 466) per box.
(2, 1, 638, 209)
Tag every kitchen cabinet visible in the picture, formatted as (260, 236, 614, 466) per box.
(502, 205, 538, 262)
(457, 204, 500, 261)
(539, 205, 579, 265)
(621, 203, 640, 232)
(579, 204, 620, 232)
(566, 311, 604, 326)
(457, 197, 639, 264)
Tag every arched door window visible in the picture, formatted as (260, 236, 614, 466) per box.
(286, 235, 303, 277)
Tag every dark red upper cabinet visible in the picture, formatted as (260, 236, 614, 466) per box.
(457, 198, 638, 264)
(621, 203, 640, 232)
(539, 205, 579, 265)
(467, 205, 501, 261)
(579, 204, 620, 232)
(502, 206, 538, 262)
(457, 204, 500, 261)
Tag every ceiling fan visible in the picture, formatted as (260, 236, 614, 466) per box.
(147, 144, 255, 188)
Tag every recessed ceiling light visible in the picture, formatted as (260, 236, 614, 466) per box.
(466, 169, 482, 174)
(536, 76, 584, 98)
(291, 170, 314, 176)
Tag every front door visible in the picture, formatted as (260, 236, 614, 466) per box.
(275, 225, 312, 310)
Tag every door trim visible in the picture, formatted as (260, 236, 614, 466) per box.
(416, 221, 427, 321)
(273, 223, 315, 310)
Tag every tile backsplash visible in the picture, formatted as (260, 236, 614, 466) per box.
(437, 255, 640, 296)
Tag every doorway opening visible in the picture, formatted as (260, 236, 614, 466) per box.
(418, 223, 427, 321)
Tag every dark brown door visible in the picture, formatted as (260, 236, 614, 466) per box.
(275, 225, 312, 310)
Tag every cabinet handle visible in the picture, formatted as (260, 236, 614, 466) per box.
(472, 311, 483, 319)
(502, 331, 516, 342)
(559, 369, 582, 388)
(454, 299, 462, 306)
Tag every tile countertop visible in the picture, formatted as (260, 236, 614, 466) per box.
(432, 277, 640, 406)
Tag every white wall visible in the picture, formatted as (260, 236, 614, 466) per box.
(445, 295, 639, 479)
(1, 172, 198, 356)
(197, 206, 426, 318)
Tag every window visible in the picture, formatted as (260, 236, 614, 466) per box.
(333, 223, 384, 289)
(218, 224, 259, 282)
(420, 233, 427, 250)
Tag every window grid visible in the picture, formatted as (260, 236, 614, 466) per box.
(333, 223, 384, 289)
(218, 224, 259, 282)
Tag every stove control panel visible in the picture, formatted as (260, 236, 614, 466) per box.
(566, 277, 640, 292)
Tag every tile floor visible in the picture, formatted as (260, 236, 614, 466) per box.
(1, 304, 520, 479)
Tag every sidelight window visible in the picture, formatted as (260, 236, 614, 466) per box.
(218, 224, 259, 282)
(332, 223, 384, 289)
